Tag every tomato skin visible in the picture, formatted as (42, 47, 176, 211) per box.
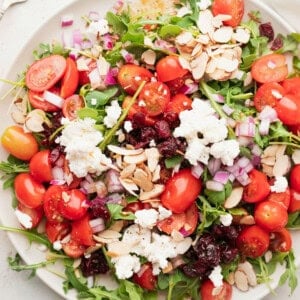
(29, 149, 53, 183)
(117, 64, 153, 95)
(45, 221, 71, 243)
(160, 169, 202, 214)
(60, 57, 79, 99)
(200, 279, 233, 300)
(14, 173, 46, 209)
(28, 87, 60, 112)
(62, 239, 86, 258)
(269, 228, 292, 252)
(123, 201, 145, 213)
(275, 94, 300, 126)
(243, 169, 270, 203)
(132, 263, 157, 291)
(288, 189, 300, 213)
(1, 125, 39, 161)
(267, 188, 290, 210)
(237, 225, 270, 258)
(71, 214, 95, 247)
(289, 164, 300, 193)
(17, 203, 44, 229)
(156, 56, 189, 83)
(254, 201, 288, 232)
(251, 53, 288, 84)
(282, 77, 300, 96)
(62, 94, 85, 120)
(58, 189, 89, 221)
(25, 55, 67, 92)
(166, 93, 193, 114)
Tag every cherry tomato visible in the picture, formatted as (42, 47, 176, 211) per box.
(58, 189, 88, 220)
(60, 57, 79, 99)
(211, 0, 244, 27)
(289, 164, 300, 192)
(243, 169, 270, 203)
(253, 82, 285, 112)
(62, 94, 85, 120)
(165, 73, 192, 95)
(166, 93, 193, 114)
(123, 201, 145, 213)
(62, 239, 86, 258)
(269, 228, 292, 252)
(117, 64, 153, 95)
(14, 173, 46, 209)
(71, 214, 95, 247)
(267, 188, 290, 210)
(138, 81, 170, 117)
(29, 149, 53, 183)
(43, 185, 68, 222)
(45, 221, 71, 243)
(251, 53, 288, 84)
(275, 94, 300, 126)
(200, 279, 233, 300)
(161, 169, 202, 214)
(28, 86, 61, 112)
(1, 125, 39, 161)
(237, 225, 270, 258)
(288, 189, 300, 213)
(282, 77, 300, 96)
(78, 60, 97, 86)
(25, 55, 67, 92)
(156, 55, 189, 83)
(63, 156, 82, 189)
(254, 201, 288, 232)
(132, 263, 157, 291)
(17, 202, 44, 229)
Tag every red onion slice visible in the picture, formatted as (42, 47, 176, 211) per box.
(61, 14, 74, 27)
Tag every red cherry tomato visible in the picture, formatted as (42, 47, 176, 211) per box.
(243, 169, 270, 203)
(14, 173, 46, 209)
(165, 73, 192, 95)
(282, 77, 300, 96)
(25, 55, 67, 92)
(60, 57, 79, 99)
(288, 189, 300, 213)
(62, 94, 85, 120)
(62, 239, 86, 258)
(289, 164, 300, 192)
(58, 189, 88, 221)
(161, 169, 202, 214)
(132, 263, 157, 291)
(166, 93, 193, 114)
(275, 94, 300, 126)
(45, 221, 71, 243)
(254, 201, 288, 232)
(200, 279, 233, 300)
(138, 81, 171, 117)
(17, 202, 44, 229)
(117, 64, 153, 95)
(253, 82, 285, 112)
(269, 228, 292, 252)
(267, 188, 290, 210)
(123, 201, 145, 213)
(1, 125, 39, 161)
(29, 149, 53, 183)
(251, 53, 288, 84)
(156, 55, 189, 83)
(237, 225, 270, 258)
(71, 214, 95, 247)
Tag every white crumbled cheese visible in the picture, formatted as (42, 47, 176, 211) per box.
(53, 240, 63, 251)
(158, 206, 172, 221)
(220, 213, 233, 226)
(209, 265, 223, 288)
(185, 138, 210, 165)
(202, 117, 228, 145)
(197, 0, 212, 11)
(87, 19, 109, 37)
(271, 176, 288, 193)
(134, 209, 159, 229)
(103, 100, 122, 128)
(56, 118, 112, 177)
(124, 120, 133, 133)
(15, 209, 32, 229)
(176, 6, 192, 17)
(111, 254, 141, 280)
(210, 140, 240, 166)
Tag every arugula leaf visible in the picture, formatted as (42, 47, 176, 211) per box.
(106, 12, 128, 36)
(159, 24, 182, 39)
(165, 155, 184, 169)
(107, 203, 135, 221)
(287, 211, 300, 229)
(85, 87, 119, 108)
(204, 182, 232, 206)
(32, 42, 69, 59)
(64, 266, 89, 293)
(118, 280, 144, 300)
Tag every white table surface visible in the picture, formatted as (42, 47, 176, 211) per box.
(0, 0, 299, 299)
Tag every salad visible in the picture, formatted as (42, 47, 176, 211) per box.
(1, 0, 300, 299)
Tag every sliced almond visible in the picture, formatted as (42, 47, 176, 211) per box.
(224, 186, 243, 209)
(191, 43, 203, 58)
(145, 147, 160, 172)
(139, 184, 165, 201)
(108, 220, 125, 232)
(239, 215, 255, 225)
(176, 31, 194, 45)
(119, 178, 139, 196)
(84, 243, 103, 255)
(163, 262, 173, 274)
(206, 59, 218, 74)
(213, 26, 233, 43)
(216, 57, 239, 72)
(273, 155, 291, 176)
(261, 145, 279, 158)
(292, 149, 300, 164)
(107, 145, 144, 156)
(97, 229, 122, 240)
(106, 241, 132, 257)
(11, 110, 25, 124)
(227, 272, 235, 285)
(120, 163, 136, 178)
(197, 9, 214, 34)
(275, 145, 287, 158)
(262, 164, 274, 177)
(141, 49, 156, 65)
(191, 52, 209, 80)
(152, 164, 161, 182)
(234, 270, 249, 292)
(261, 156, 276, 166)
(232, 28, 250, 44)
(132, 168, 154, 192)
(196, 34, 210, 45)
(124, 152, 147, 164)
(237, 261, 257, 287)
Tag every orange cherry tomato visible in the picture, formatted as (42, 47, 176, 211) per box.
(60, 57, 79, 99)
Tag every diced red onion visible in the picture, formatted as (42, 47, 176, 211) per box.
(102, 34, 114, 50)
(213, 171, 230, 185)
(42, 91, 64, 108)
(236, 172, 250, 186)
(88, 68, 102, 88)
(81, 40, 93, 50)
(211, 93, 225, 103)
(51, 166, 65, 183)
(69, 50, 79, 60)
(105, 170, 124, 193)
(81, 180, 97, 194)
(207, 158, 221, 176)
(88, 11, 100, 21)
(61, 14, 74, 27)
(120, 49, 135, 64)
(50, 179, 66, 186)
(89, 218, 105, 233)
(235, 119, 255, 137)
(259, 119, 270, 135)
(106, 193, 123, 204)
(237, 157, 251, 168)
(104, 68, 117, 85)
(206, 180, 224, 192)
(251, 155, 261, 167)
(95, 180, 108, 198)
(72, 29, 83, 47)
(251, 144, 262, 156)
(154, 39, 177, 53)
(179, 82, 198, 95)
(258, 105, 278, 122)
(179, 227, 190, 237)
(226, 117, 236, 128)
(191, 163, 204, 179)
(222, 104, 234, 115)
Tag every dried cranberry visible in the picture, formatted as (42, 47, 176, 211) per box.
(80, 249, 109, 277)
(181, 261, 209, 278)
(140, 126, 157, 142)
(154, 120, 171, 139)
(89, 198, 110, 220)
(212, 225, 239, 246)
(157, 137, 178, 157)
(163, 111, 179, 129)
(259, 22, 274, 42)
(271, 36, 283, 51)
(220, 243, 239, 264)
(132, 112, 147, 129)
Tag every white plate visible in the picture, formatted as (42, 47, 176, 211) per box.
(0, 0, 299, 299)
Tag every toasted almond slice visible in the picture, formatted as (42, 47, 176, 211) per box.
(141, 49, 156, 65)
(107, 145, 144, 156)
(206, 59, 218, 74)
(178, 56, 192, 71)
(213, 26, 233, 43)
(124, 152, 147, 164)
(120, 163, 136, 178)
(292, 149, 300, 164)
(11, 110, 25, 124)
(139, 184, 165, 201)
(264, 250, 273, 263)
(275, 145, 287, 158)
(197, 9, 214, 34)
(97, 229, 122, 240)
(163, 262, 173, 274)
(224, 186, 243, 209)
(234, 270, 249, 292)
(262, 164, 274, 177)
(191, 52, 209, 80)
(216, 57, 239, 72)
(237, 261, 257, 287)
(133, 168, 154, 192)
(196, 34, 210, 45)
(145, 148, 160, 172)
(25, 110, 46, 132)
(108, 220, 125, 232)
(227, 272, 235, 285)
(119, 178, 139, 196)
(261, 145, 279, 158)
(239, 215, 255, 225)
(232, 28, 250, 44)
(84, 243, 103, 255)
(107, 241, 132, 257)
(176, 31, 194, 45)
(261, 156, 276, 166)
(273, 155, 291, 177)
(152, 164, 161, 182)
(191, 43, 203, 58)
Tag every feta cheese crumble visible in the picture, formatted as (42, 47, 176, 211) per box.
(197, 0, 212, 11)
(209, 265, 223, 288)
(220, 213, 233, 226)
(103, 100, 122, 128)
(270, 176, 288, 193)
(111, 254, 141, 280)
(87, 19, 110, 38)
(15, 209, 32, 229)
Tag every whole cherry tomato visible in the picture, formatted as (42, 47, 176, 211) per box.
(275, 94, 300, 126)
(29, 149, 53, 183)
(289, 164, 300, 193)
(288, 189, 300, 213)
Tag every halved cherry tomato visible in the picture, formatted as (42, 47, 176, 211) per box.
(14, 173, 46, 209)
(62, 94, 85, 120)
(288, 189, 300, 213)
(289, 164, 300, 193)
(275, 94, 300, 126)
(269, 228, 292, 252)
(282, 77, 300, 96)
(200, 279, 233, 300)
(138, 81, 170, 117)
(254, 201, 288, 232)
(58, 189, 88, 221)
(25, 55, 67, 92)
(1, 125, 39, 161)
(132, 263, 157, 291)
(17, 202, 44, 229)
(29, 149, 53, 183)
(267, 188, 290, 210)
(62, 239, 86, 258)
(243, 169, 270, 203)
(63, 156, 82, 189)
(237, 225, 270, 258)
(166, 93, 193, 114)
(117, 64, 153, 95)
(78, 60, 97, 86)
(71, 214, 95, 247)
(43, 185, 68, 222)
(28, 86, 60, 112)
(156, 55, 189, 83)
(161, 169, 202, 214)
(165, 73, 192, 95)
(45, 220, 71, 243)
(60, 57, 79, 99)
(253, 82, 285, 112)
(251, 53, 288, 84)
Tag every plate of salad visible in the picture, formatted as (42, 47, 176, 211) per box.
(1, 0, 300, 299)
